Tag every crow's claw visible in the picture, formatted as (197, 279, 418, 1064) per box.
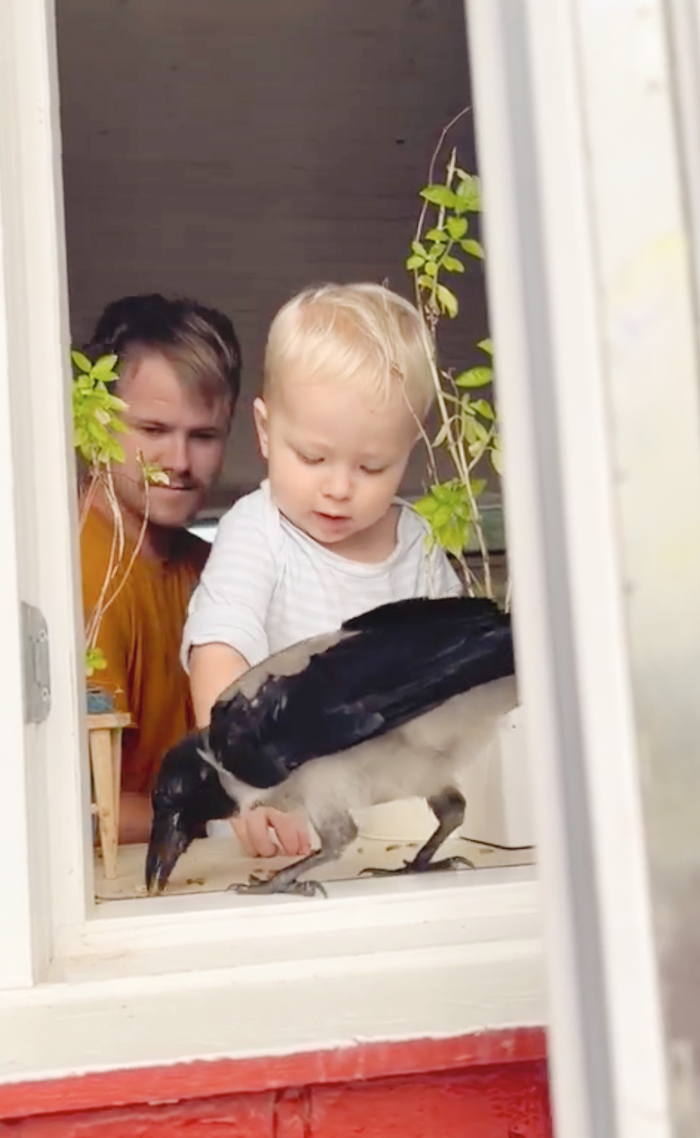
(360, 854, 475, 878)
(227, 876, 327, 898)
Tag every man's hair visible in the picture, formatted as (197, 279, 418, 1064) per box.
(89, 293, 242, 410)
(263, 283, 435, 420)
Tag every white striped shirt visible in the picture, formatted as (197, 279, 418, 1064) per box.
(182, 480, 461, 670)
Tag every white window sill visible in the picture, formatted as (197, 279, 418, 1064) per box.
(0, 867, 542, 1084)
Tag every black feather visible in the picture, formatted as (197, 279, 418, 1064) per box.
(208, 597, 514, 789)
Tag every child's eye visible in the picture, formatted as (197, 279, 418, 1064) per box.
(361, 466, 387, 475)
(297, 452, 324, 465)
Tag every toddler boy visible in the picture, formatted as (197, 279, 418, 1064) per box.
(183, 282, 461, 854)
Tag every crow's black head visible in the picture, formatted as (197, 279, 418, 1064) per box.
(145, 733, 238, 894)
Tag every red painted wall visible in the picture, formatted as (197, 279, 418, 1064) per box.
(0, 1030, 552, 1137)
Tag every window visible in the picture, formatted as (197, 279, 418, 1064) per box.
(59, 0, 535, 907)
(0, 0, 541, 1079)
(2, 2, 688, 1122)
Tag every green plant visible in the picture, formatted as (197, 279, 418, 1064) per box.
(72, 349, 167, 676)
(406, 113, 503, 600)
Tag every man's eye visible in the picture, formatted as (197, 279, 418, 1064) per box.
(191, 432, 220, 442)
(141, 425, 166, 436)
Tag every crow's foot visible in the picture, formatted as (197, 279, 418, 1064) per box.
(360, 854, 475, 878)
(228, 875, 327, 898)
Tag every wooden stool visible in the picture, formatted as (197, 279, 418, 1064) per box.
(87, 712, 131, 879)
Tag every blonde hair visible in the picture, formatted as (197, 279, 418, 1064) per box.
(263, 283, 435, 420)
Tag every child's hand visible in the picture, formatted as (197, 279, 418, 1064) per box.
(231, 807, 312, 858)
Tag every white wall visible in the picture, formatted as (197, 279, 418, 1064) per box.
(56, 0, 487, 501)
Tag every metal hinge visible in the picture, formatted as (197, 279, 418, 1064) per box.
(21, 602, 51, 724)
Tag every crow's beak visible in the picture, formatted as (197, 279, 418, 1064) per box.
(145, 808, 189, 894)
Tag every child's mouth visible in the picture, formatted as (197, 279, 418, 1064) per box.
(314, 511, 350, 526)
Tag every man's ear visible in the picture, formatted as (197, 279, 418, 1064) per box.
(253, 397, 270, 460)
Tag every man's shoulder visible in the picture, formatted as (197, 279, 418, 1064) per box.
(173, 527, 211, 575)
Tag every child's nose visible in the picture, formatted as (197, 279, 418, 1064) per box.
(323, 466, 352, 500)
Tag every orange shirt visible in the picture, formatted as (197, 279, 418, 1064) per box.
(81, 507, 210, 793)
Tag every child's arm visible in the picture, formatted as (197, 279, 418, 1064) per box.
(189, 641, 250, 728)
(183, 497, 311, 857)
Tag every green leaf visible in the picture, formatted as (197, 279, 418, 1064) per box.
(71, 350, 93, 373)
(441, 255, 464, 273)
(411, 240, 428, 258)
(417, 274, 435, 290)
(461, 238, 484, 259)
(106, 394, 128, 411)
(455, 175, 482, 211)
(85, 646, 107, 677)
(91, 353, 119, 379)
(435, 284, 458, 318)
(477, 338, 493, 357)
(414, 494, 438, 519)
(433, 504, 455, 528)
(415, 484, 474, 557)
(436, 519, 471, 558)
(420, 184, 458, 209)
(426, 241, 446, 259)
(472, 398, 495, 420)
(455, 366, 493, 388)
(141, 462, 170, 486)
(464, 417, 485, 447)
(446, 216, 468, 240)
(425, 227, 445, 242)
(491, 446, 504, 475)
(406, 254, 425, 270)
(432, 421, 452, 448)
(424, 261, 438, 278)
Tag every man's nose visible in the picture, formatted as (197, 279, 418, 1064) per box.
(160, 432, 191, 476)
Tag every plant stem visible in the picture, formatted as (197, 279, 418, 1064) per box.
(411, 107, 497, 601)
(87, 468, 152, 650)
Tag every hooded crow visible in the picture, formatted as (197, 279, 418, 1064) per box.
(145, 596, 517, 896)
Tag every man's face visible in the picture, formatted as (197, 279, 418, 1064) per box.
(114, 352, 230, 530)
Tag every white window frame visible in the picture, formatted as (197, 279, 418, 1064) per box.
(0, 0, 544, 1083)
(0, 0, 682, 1114)
(468, 1, 699, 1136)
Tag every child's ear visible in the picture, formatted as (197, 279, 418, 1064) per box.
(253, 397, 270, 459)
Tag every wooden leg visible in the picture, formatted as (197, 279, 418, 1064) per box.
(111, 727, 123, 855)
(90, 727, 119, 879)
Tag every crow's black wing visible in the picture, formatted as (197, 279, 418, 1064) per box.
(209, 597, 514, 789)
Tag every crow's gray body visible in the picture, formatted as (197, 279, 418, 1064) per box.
(258, 676, 516, 825)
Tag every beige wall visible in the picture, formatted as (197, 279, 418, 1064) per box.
(56, 0, 488, 505)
